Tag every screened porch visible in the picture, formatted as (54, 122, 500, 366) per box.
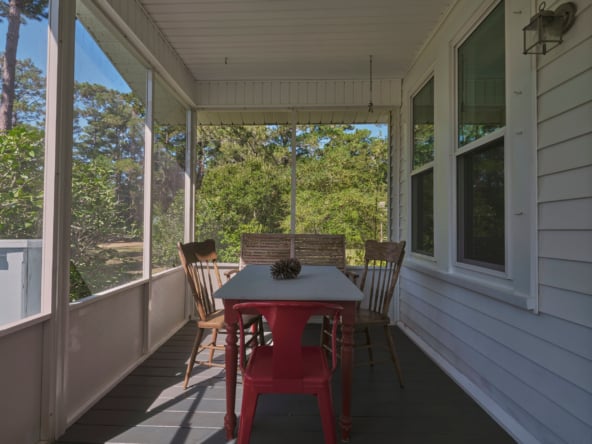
(1, 1, 590, 444)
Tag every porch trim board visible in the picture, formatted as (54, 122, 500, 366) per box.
(196, 78, 401, 108)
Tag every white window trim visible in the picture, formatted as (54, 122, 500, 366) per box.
(448, 0, 537, 310)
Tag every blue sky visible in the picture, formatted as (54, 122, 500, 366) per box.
(1, 16, 128, 91)
(1, 17, 386, 138)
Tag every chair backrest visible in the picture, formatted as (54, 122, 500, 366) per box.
(234, 302, 342, 378)
(358, 240, 406, 316)
(177, 240, 222, 320)
(240, 233, 292, 268)
(293, 234, 346, 271)
(240, 233, 346, 271)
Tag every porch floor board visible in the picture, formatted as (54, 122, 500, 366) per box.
(57, 323, 515, 443)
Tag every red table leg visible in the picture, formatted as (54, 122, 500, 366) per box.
(223, 299, 239, 440)
(340, 301, 355, 442)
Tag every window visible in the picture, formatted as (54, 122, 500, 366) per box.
(457, 1, 505, 270)
(457, 139, 504, 269)
(152, 77, 187, 273)
(0, 6, 48, 325)
(70, 4, 147, 300)
(411, 78, 434, 256)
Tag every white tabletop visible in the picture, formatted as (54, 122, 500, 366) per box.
(215, 265, 363, 302)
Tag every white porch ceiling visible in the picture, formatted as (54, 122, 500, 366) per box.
(137, 0, 454, 82)
(136, 0, 455, 124)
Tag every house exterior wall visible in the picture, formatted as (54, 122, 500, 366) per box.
(536, 1, 592, 331)
(398, 1, 592, 443)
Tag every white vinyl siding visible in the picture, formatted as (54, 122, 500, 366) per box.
(536, 1, 592, 330)
(399, 1, 592, 443)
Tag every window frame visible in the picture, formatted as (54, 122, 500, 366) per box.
(448, 0, 537, 309)
(410, 75, 436, 258)
(455, 0, 506, 273)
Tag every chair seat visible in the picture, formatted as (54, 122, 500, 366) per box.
(198, 309, 225, 328)
(199, 310, 261, 331)
(244, 346, 331, 391)
(355, 308, 390, 326)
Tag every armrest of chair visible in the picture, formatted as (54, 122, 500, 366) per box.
(224, 268, 239, 280)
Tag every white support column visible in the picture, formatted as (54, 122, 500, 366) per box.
(40, 0, 76, 440)
(388, 108, 400, 241)
(290, 111, 297, 257)
(142, 69, 154, 354)
(183, 110, 196, 319)
(184, 109, 196, 243)
(143, 70, 154, 280)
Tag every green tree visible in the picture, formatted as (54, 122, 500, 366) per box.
(195, 125, 291, 262)
(0, 125, 43, 237)
(151, 121, 186, 269)
(0, 55, 45, 127)
(194, 124, 388, 265)
(295, 126, 388, 263)
(74, 82, 145, 229)
(70, 82, 146, 298)
(70, 154, 134, 295)
(0, 0, 47, 131)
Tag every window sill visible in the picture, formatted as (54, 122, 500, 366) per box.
(403, 259, 534, 311)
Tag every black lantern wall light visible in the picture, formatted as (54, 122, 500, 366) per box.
(523, 2, 577, 55)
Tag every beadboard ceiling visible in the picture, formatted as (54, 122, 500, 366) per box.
(137, 0, 454, 82)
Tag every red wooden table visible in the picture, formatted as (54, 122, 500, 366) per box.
(215, 264, 363, 442)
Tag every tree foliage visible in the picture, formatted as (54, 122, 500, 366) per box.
(195, 125, 388, 264)
(0, 55, 45, 127)
(0, 125, 43, 237)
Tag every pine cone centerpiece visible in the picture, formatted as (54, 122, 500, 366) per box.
(270, 258, 302, 280)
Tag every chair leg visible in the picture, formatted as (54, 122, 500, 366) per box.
(184, 327, 205, 389)
(257, 318, 265, 345)
(317, 386, 337, 444)
(364, 327, 374, 366)
(384, 325, 404, 388)
(237, 384, 259, 444)
(208, 328, 219, 364)
(320, 316, 330, 353)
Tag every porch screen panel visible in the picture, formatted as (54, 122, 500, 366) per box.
(151, 77, 186, 273)
(194, 125, 290, 263)
(70, 4, 147, 300)
(0, 5, 48, 325)
(295, 124, 388, 265)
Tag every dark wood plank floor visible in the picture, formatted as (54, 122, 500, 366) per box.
(57, 322, 515, 444)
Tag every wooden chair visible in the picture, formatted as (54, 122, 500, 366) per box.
(321, 239, 406, 387)
(177, 240, 264, 389)
(293, 234, 346, 270)
(234, 301, 343, 444)
(236, 232, 357, 281)
(294, 233, 358, 282)
(223, 233, 292, 279)
(240, 233, 292, 267)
